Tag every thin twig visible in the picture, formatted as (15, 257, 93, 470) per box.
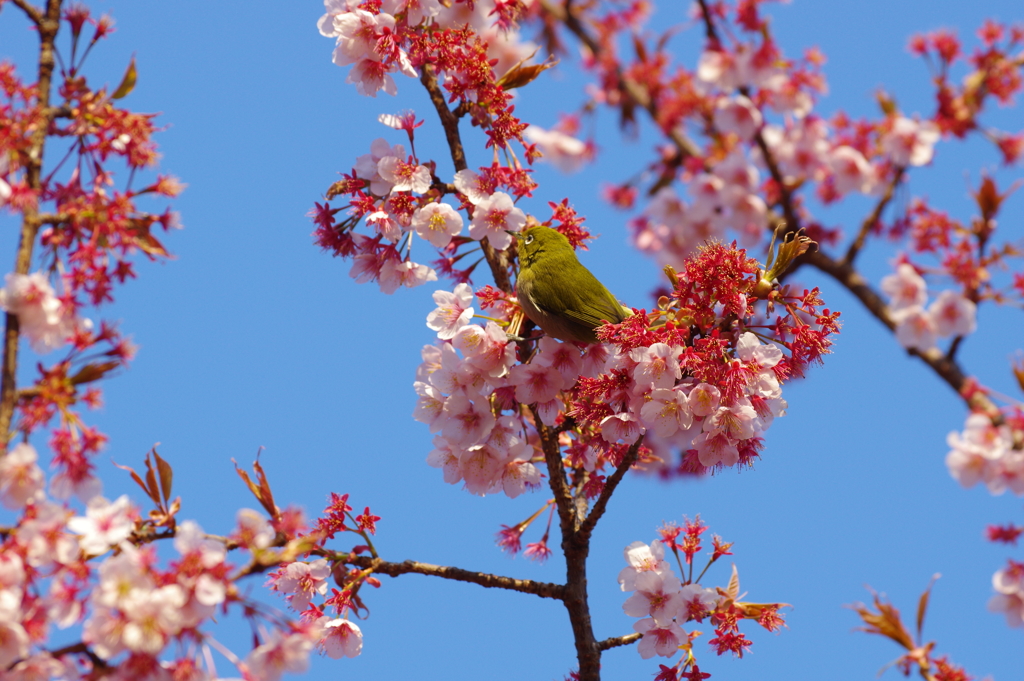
(597, 632, 642, 651)
(9, 0, 42, 25)
(577, 436, 643, 543)
(843, 167, 905, 265)
(345, 555, 566, 599)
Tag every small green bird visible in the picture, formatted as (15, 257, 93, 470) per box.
(515, 226, 630, 344)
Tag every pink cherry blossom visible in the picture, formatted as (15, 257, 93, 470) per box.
(459, 444, 505, 495)
(622, 571, 684, 625)
(454, 169, 489, 205)
(426, 283, 475, 340)
(881, 263, 928, 310)
(67, 495, 135, 555)
(693, 429, 740, 468)
(378, 258, 437, 294)
(272, 559, 332, 612)
(426, 436, 464, 484)
(508, 361, 565, 405)
(883, 116, 940, 166)
(365, 210, 403, 241)
(0, 272, 80, 353)
(640, 388, 693, 438)
(928, 290, 977, 337)
(534, 337, 584, 385)
(523, 125, 591, 173)
(600, 412, 642, 444)
(413, 381, 447, 431)
(317, 0, 361, 37)
(633, 617, 688, 659)
(713, 94, 763, 141)
(380, 0, 442, 26)
(377, 156, 431, 194)
(687, 383, 721, 418)
(468, 192, 525, 250)
(0, 442, 44, 509)
(331, 10, 397, 66)
(892, 305, 938, 351)
(441, 389, 496, 447)
(499, 452, 542, 499)
(244, 628, 317, 681)
(630, 343, 682, 391)
(412, 202, 464, 248)
(233, 508, 275, 550)
(989, 564, 1024, 627)
(828, 145, 875, 195)
(319, 616, 364, 658)
(453, 322, 514, 378)
(354, 138, 406, 195)
(618, 540, 671, 591)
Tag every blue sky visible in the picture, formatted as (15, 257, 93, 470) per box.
(1, 1, 1022, 679)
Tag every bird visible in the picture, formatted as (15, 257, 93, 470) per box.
(514, 225, 630, 344)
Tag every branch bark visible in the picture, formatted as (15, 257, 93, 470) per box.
(345, 555, 566, 599)
(0, 0, 63, 451)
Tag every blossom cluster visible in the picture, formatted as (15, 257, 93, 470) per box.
(618, 518, 785, 677)
(414, 237, 838, 500)
(946, 409, 1024, 496)
(989, 559, 1024, 627)
(0, 440, 339, 678)
(880, 263, 977, 352)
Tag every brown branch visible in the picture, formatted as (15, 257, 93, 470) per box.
(345, 555, 566, 599)
(597, 632, 642, 651)
(577, 436, 643, 543)
(417, 62, 513, 294)
(843, 167, 905, 265)
(0, 0, 63, 451)
(9, 0, 42, 25)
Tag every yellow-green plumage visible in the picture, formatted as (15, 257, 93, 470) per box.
(515, 226, 629, 344)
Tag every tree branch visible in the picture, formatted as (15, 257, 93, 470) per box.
(418, 62, 513, 294)
(843, 167, 905, 265)
(577, 436, 643, 543)
(345, 555, 566, 599)
(597, 632, 642, 651)
(9, 0, 42, 25)
(1, 0, 64, 451)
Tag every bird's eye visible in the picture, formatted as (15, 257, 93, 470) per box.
(525, 235, 534, 245)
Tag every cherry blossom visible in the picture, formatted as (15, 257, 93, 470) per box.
(271, 559, 332, 612)
(0, 273, 81, 353)
(468, 192, 526, 250)
(883, 116, 940, 166)
(377, 156, 431, 194)
(0, 442, 44, 509)
(928, 290, 977, 337)
(881, 263, 928, 310)
(425, 284, 475, 339)
(319, 617, 364, 659)
(67, 495, 135, 555)
(523, 125, 591, 173)
(412, 202, 464, 248)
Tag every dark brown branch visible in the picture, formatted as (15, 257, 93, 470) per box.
(843, 167, 905, 265)
(577, 437, 643, 543)
(1, 0, 63, 450)
(345, 555, 566, 599)
(597, 632, 642, 651)
(418, 62, 513, 294)
(43, 641, 108, 669)
(9, 0, 42, 24)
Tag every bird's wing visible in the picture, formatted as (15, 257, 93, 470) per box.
(531, 255, 627, 328)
